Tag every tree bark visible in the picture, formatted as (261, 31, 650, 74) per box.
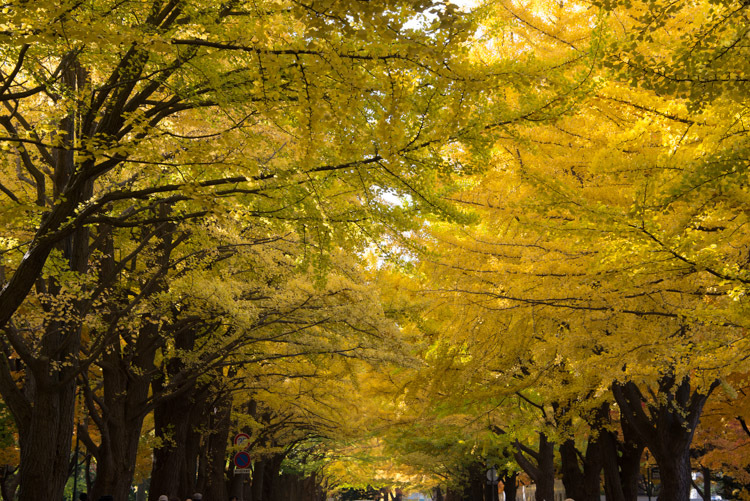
(600, 419, 643, 501)
(260, 453, 284, 501)
(149, 321, 200, 501)
(150, 394, 194, 500)
(86, 220, 174, 501)
(14, 136, 89, 501)
(559, 437, 602, 501)
(433, 486, 445, 501)
(85, 316, 159, 501)
(514, 433, 555, 501)
(16, 367, 78, 501)
(501, 471, 517, 501)
(228, 466, 250, 501)
(613, 375, 718, 501)
(199, 390, 232, 501)
(0, 465, 18, 501)
(251, 458, 267, 501)
(466, 461, 485, 501)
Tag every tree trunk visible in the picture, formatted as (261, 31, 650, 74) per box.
(656, 450, 692, 500)
(16, 373, 77, 501)
(619, 415, 644, 501)
(0, 58, 90, 501)
(613, 375, 718, 501)
(600, 423, 643, 501)
(199, 391, 232, 501)
(266, 473, 322, 501)
(150, 391, 194, 500)
(466, 461, 485, 501)
(149, 318, 202, 501)
(85, 365, 151, 501)
(514, 433, 555, 501)
(183, 400, 204, 494)
(501, 471, 517, 501)
(702, 466, 711, 501)
(559, 437, 602, 501)
(433, 486, 445, 501)
(0, 465, 18, 501)
(251, 458, 267, 501)
(261, 453, 284, 501)
(13, 113, 89, 501)
(136, 479, 148, 501)
(228, 466, 250, 501)
(86, 318, 158, 501)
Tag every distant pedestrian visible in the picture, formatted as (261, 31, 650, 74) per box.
(193, 493, 203, 501)
(158, 496, 169, 501)
(230, 497, 238, 501)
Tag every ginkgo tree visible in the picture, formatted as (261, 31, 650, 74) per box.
(0, 1, 497, 500)
(3, 1, 748, 501)
(369, 0, 750, 500)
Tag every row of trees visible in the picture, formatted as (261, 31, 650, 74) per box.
(323, 0, 750, 500)
(0, 0, 493, 499)
(1, 0, 749, 501)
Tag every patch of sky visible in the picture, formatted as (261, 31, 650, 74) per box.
(375, 186, 412, 208)
(403, 0, 478, 31)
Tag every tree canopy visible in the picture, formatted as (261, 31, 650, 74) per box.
(2, 0, 750, 500)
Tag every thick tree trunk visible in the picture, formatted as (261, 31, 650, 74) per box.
(600, 421, 643, 501)
(0, 466, 18, 501)
(0, 57, 90, 501)
(86, 321, 158, 501)
(613, 375, 718, 501)
(433, 486, 445, 501)
(266, 473, 322, 501)
(14, 106, 89, 501)
(150, 392, 194, 500)
(620, 416, 644, 501)
(85, 368, 151, 501)
(260, 453, 284, 501)
(16, 373, 77, 501)
(465, 461, 485, 501)
(501, 471, 517, 501)
(559, 438, 602, 501)
(228, 466, 250, 501)
(251, 458, 267, 501)
(16, 237, 85, 501)
(150, 318, 203, 501)
(88, 221, 170, 501)
(514, 433, 555, 501)
(183, 402, 203, 494)
(199, 391, 232, 501)
(656, 449, 692, 501)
